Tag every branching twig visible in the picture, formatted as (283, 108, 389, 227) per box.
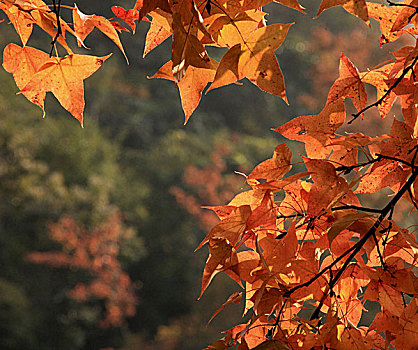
(331, 205, 382, 214)
(376, 153, 416, 169)
(372, 230, 386, 269)
(50, 0, 62, 57)
(336, 157, 381, 174)
(349, 55, 418, 124)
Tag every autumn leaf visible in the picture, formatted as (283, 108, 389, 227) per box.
(326, 53, 367, 114)
(249, 144, 292, 182)
(246, 191, 277, 230)
(143, 11, 172, 57)
(316, 0, 369, 24)
(19, 0, 75, 53)
(391, 77, 418, 137)
(393, 298, 418, 350)
(3, 43, 50, 116)
(304, 158, 349, 216)
(367, 2, 404, 46)
(208, 23, 293, 100)
(360, 64, 397, 118)
(196, 205, 251, 250)
(111, 6, 139, 32)
(18, 53, 111, 125)
(149, 58, 218, 123)
(207, 10, 266, 48)
(391, 0, 418, 32)
(327, 212, 371, 244)
(274, 99, 345, 158)
(0, 1, 33, 45)
(136, 0, 171, 21)
(200, 237, 237, 298)
(3, 1, 418, 348)
(356, 119, 416, 193)
(73, 4, 128, 62)
(171, 12, 212, 83)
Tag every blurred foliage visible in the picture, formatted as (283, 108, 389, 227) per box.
(0, 0, 401, 349)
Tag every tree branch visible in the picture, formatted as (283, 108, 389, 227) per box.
(310, 167, 418, 319)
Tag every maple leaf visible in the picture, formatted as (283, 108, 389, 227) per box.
(360, 63, 397, 119)
(356, 119, 416, 193)
(150, 58, 218, 123)
(316, 0, 369, 24)
(391, 77, 418, 137)
(136, 0, 171, 22)
(246, 191, 277, 230)
(207, 10, 266, 48)
(17, 0, 75, 54)
(326, 53, 367, 114)
(247, 143, 292, 183)
(393, 298, 418, 350)
(0, 1, 33, 45)
(391, 0, 418, 32)
(304, 158, 349, 216)
(111, 6, 139, 33)
(143, 11, 172, 57)
(73, 4, 128, 63)
(367, 2, 404, 46)
(208, 23, 293, 100)
(196, 205, 251, 251)
(3, 43, 49, 116)
(274, 99, 345, 159)
(18, 52, 111, 126)
(200, 237, 237, 298)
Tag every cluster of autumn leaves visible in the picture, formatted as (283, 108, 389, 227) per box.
(1, 0, 418, 348)
(2, 0, 305, 124)
(195, 1, 418, 348)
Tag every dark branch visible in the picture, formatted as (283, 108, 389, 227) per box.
(331, 205, 382, 214)
(49, 0, 63, 57)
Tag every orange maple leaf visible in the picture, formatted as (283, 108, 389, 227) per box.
(143, 12, 172, 58)
(18, 52, 111, 126)
(208, 23, 293, 100)
(150, 58, 218, 123)
(326, 53, 367, 114)
(0, 1, 33, 45)
(111, 6, 139, 33)
(316, 0, 369, 24)
(247, 143, 292, 183)
(73, 4, 128, 62)
(3, 43, 49, 116)
(274, 99, 345, 159)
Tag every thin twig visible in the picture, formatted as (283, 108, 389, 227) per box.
(50, 0, 62, 57)
(349, 55, 418, 124)
(331, 205, 382, 214)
